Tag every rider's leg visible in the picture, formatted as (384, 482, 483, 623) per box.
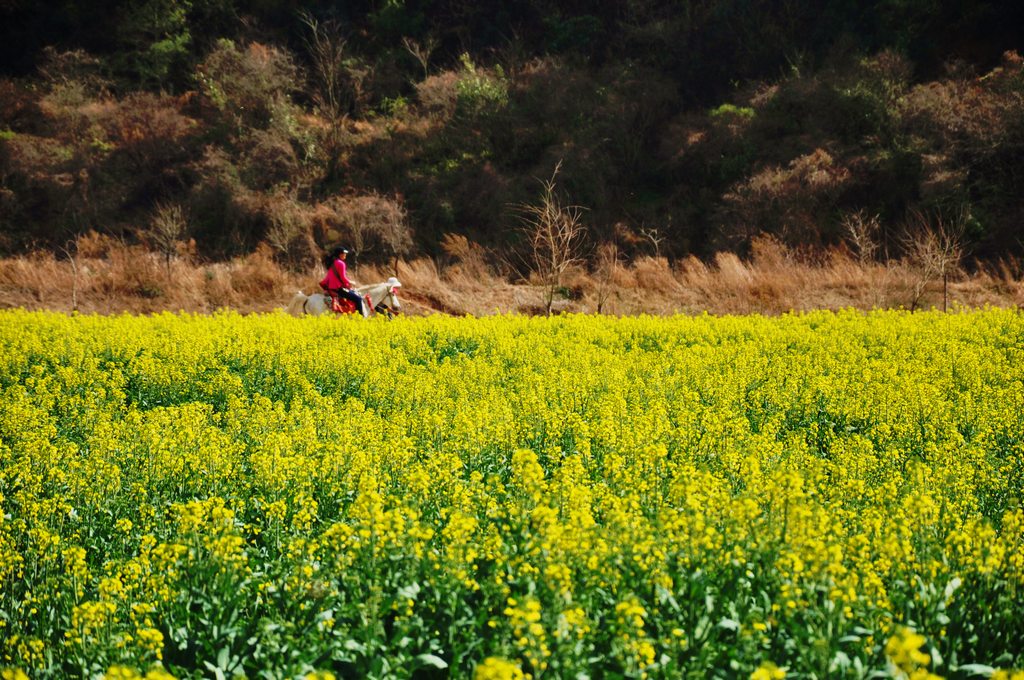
(340, 289, 367, 316)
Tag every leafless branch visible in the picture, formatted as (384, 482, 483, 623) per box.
(402, 36, 437, 79)
(640, 226, 664, 257)
(147, 202, 188, 275)
(515, 161, 588, 315)
(901, 209, 965, 311)
(842, 210, 881, 264)
(301, 11, 348, 121)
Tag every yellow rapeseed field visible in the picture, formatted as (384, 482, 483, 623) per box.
(0, 309, 1022, 679)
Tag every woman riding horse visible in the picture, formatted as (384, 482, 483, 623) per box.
(287, 278, 402, 317)
(319, 247, 367, 317)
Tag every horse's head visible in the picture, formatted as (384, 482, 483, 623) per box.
(382, 276, 402, 314)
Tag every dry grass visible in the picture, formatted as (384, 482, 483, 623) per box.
(0, 241, 307, 314)
(2, 235, 1023, 316)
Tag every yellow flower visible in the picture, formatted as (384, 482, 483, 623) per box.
(993, 671, 1024, 680)
(886, 626, 933, 677)
(4, 307, 1024, 677)
(1, 670, 30, 680)
(142, 669, 177, 680)
(100, 668, 177, 680)
(751, 661, 786, 680)
(136, 627, 165, 659)
(475, 657, 527, 680)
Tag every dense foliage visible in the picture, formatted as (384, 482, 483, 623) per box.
(1, 1, 1023, 265)
(1, 309, 1023, 678)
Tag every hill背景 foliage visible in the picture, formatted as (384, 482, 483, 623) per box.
(1, 1, 1023, 270)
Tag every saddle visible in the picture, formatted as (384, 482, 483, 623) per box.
(328, 292, 370, 316)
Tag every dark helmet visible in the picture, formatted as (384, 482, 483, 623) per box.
(324, 246, 349, 268)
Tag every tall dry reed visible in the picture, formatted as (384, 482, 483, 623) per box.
(2, 235, 1022, 316)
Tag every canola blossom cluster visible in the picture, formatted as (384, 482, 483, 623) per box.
(0, 309, 1022, 679)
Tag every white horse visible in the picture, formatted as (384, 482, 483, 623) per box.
(286, 277, 403, 318)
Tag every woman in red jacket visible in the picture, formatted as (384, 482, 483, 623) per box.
(319, 247, 367, 316)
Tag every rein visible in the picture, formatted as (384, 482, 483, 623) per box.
(380, 289, 398, 314)
(367, 287, 399, 316)
(364, 286, 399, 319)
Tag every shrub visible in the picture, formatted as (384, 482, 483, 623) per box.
(710, 103, 755, 119)
(197, 40, 302, 132)
(321, 193, 413, 267)
(98, 92, 199, 205)
(264, 192, 317, 270)
(454, 54, 509, 121)
(898, 51, 1023, 162)
(896, 52, 1024, 252)
(439, 232, 492, 282)
(187, 147, 259, 256)
(718, 148, 852, 249)
(415, 70, 460, 121)
(240, 129, 300, 191)
(0, 78, 45, 135)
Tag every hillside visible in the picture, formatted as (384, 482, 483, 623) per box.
(2, 1, 1023, 291)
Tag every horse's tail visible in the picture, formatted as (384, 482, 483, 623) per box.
(286, 291, 307, 317)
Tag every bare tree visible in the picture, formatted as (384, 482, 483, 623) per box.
(517, 162, 587, 315)
(326, 193, 413, 274)
(402, 36, 437, 79)
(147, 202, 188, 274)
(265, 197, 313, 270)
(640, 226, 665, 257)
(301, 11, 358, 181)
(842, 209, 881, 264)
(379, 205, 414, 274)
(301, 12, 347, 119)
(901, 210, 965, 311)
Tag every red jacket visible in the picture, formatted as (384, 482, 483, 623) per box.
(319, 258, 352, 291)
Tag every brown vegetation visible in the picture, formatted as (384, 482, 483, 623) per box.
(3, 232, 1021, 317)
(2, 4, 1024, 313)
(5, 39, 1024, 271)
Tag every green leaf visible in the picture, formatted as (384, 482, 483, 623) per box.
(955, 665, 995, 677)
(398, 583, 421, 600)
(656, 584, 680, 611)
(415, 653, 448, 669)
(344, 639, 367, 653)
(717, 618, 740, 631)
(202, 661, 226, 680)
(829, 651, 851, 672)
